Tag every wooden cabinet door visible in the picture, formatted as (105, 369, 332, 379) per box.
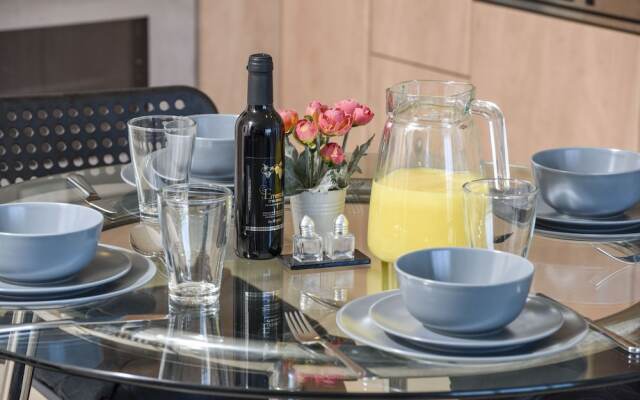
(280, 0, 369, 113)
(199, 0, 281, 113)
(470, 2, 640, 164)
(371, 0, 472, 76)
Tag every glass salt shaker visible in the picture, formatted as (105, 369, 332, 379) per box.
(292, 215, 323, 262)
(325, 214, 355, 260)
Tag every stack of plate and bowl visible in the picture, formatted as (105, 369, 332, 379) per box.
(0, 203, 155, 308)
(121, 114, 237, 189)
(337, 248, 588, 363)
(532, 147, 640, 242)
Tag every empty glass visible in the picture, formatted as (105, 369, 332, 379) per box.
(463, 179, 538, 257)
(159, 183, 232, 306)
(128, 116, 196, 221)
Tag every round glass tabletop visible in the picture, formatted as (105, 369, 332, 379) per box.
(0, 165, 639, 398)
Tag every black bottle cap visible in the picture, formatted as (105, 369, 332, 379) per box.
(247, 53, 273, 73)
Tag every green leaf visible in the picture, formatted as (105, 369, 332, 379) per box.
(296, 147, 312, 188)
(285, 135, 299, 161)
(314, 134, 322, 152)
(285, 155, 304, 195)
(315, 159, 328, 186)
(347, 134, 375, 177)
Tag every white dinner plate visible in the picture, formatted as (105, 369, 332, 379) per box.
(369, 292, 564, 351)
(336, 291, 588, 364)
(0, 245, 132, 296)
(0, 244, 156, 309)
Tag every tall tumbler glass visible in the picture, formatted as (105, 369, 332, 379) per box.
(128, 116, 197, 221)
(160, 183, 232, 306)
(463, 179, 538, 257)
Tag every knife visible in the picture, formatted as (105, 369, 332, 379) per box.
(537, 292, 640, 354)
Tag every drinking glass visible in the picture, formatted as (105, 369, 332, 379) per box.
(159, 183, 232, 306)
(463, 178, 538, 257)
(128, 115, 197, 221)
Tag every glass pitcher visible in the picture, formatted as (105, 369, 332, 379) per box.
(367, 80, 510, 262)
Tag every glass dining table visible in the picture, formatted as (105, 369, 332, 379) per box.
(0, 162, 639, 400)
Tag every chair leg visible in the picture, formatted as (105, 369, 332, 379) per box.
(0, 311, 37, 400)
(18, 346, 36, 400)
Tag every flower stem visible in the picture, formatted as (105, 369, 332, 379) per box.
(309, 151, 316, 189)
(342, 131, 349, 152)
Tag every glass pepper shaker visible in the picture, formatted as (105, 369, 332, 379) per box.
(292, 215, 323, 262)
(325, 214, 355, 260)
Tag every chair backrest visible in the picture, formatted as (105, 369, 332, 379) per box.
(0, 86, 217, 186)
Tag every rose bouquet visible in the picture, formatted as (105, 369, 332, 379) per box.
(279, 99, 374, 195)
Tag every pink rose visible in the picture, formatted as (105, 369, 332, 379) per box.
(318, 108, 352, 136)
(334, 99, 361, 117)
(319, 142, 345, 166)
(352, 105, 374, 126)
(278, 109, 298, 134)
(294, 119, 318, 145)
(305, 100, 328, 122)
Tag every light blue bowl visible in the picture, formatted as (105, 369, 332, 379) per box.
(0, 202, 103, 283)
(532, 147, 640, 217)
(190, 114, 237, 178)
(395, 248, 534, 334)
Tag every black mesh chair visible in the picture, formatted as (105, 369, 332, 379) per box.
(0, 86, 217, 186)
(0, 87, 217, 398)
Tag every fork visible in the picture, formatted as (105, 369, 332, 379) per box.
(595, 242, 640, 265)
(284, 311, 367, 377)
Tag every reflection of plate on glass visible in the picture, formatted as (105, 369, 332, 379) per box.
(0, 245, 156, 309)
(120, 163, 137, 187)
(336, 291, 588, 364)
(537, 197, 640, 229)
(535, 224, 640, 242)
(0, 245, 131, 297)
(369, 292, 563, 351)
(120, 163, 233, 189)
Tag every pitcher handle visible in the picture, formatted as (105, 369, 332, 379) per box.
(470, 100, 510, 179)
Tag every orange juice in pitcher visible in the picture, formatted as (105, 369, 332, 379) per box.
(367, 81, 509, 262)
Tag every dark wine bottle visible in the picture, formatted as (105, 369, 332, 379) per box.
(235, 53, 285, 259)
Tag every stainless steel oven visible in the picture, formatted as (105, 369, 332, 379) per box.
(478, 0, 640, 34)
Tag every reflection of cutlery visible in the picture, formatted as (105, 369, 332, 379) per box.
(493, 232, 513, 244)
(285, 310, 366, 377)
(595, 242, 640, 265)
(302, 291, 345, 309)
(0, 314, 167, 335)
(537, 293, 640, 354)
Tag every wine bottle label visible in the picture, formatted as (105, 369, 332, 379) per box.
(243, 156, 284, 232)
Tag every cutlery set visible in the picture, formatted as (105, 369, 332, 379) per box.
(67, 173, 137, 222)
(285, 311, 367, 377)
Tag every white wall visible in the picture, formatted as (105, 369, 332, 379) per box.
(0, 0, 197, 87)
